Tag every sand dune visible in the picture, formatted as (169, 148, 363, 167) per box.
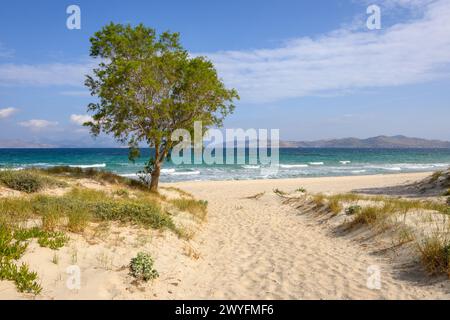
(1, 172, 449, 299)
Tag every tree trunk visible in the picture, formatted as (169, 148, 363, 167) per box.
(149, 162, 161, 192)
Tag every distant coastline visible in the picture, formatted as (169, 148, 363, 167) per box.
(2, 135, 450, 149)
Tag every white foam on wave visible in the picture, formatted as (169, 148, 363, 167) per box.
(242, 165, 261, 169)
(280, 164, 309, 169)
(309, 162, 324, 166)
(340, 161, 351, 165)
(0, 167, 24, 171)
(170, 170, 201, 176)
(69, 163, 106, 169)
(382, 167, 402, 171)
(351, 170, 367, 174)
(161, 168, 176, 174)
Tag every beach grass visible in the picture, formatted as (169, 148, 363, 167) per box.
(0, 170, 66, 193)
(170, 198, 208, 221)
(0, 167, 208, 295)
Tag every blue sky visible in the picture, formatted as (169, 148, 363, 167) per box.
(0, 0, 449, 146)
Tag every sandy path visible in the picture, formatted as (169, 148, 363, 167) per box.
(159, 172, 446, 299)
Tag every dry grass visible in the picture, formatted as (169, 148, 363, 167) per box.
(170, 198, 208, 221)
(417, 235, 450, 277)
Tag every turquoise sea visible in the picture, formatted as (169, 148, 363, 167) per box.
(1, 148, 450, 183)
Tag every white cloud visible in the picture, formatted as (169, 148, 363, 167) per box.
(0, 107, 17, 119)
(0, 62, 93, 87)
(203, 0, 450, 102)
(0, 1, 449, 104)
(19, 119, 59, 130)
(70, 114, 92, 126)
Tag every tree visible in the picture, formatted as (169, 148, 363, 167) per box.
(85, 23, 239, 191)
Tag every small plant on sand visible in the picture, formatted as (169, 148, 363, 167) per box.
(328, 198, 343, 215)
(430, 171, 443, 183)
(348, 206, 390, 229)
(273, 189, 287, 196)
(417, 235, 450, 276)
(129, 252, 159, 282)
(345, 205, 362, 216)
(296, 187, 307, 193)
(312, 194, 325, 207)
(0, 225, 43, 294)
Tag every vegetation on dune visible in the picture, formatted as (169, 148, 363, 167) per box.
(170, 199, 208, 221)
(299, 188, 450, 278)
(0, 170, 66, 193)
(129, 252, 159, 282)
(0, 167, 207, 294)
(0, 224, 68, 295)
(417, 236, 450, 277)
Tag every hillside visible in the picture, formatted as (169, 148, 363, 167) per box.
(281, 135, 450, 148)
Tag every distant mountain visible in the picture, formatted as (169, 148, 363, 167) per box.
(281, 135, 450, 148)
(0, 139, 56, 148)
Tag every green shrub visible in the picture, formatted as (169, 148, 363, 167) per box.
(443, 189, 450, 197)
(345, 205, 362, 215)
(129, 252, 159, 282)
(0, 259, 42, 294)
(296, 187, 307, 193)
(0, 225, 28, 260)
(0, 170, 65, 193)
(92, 200, 174, 230)
(0, 225, 44, 295)
(0, 171, 44, 193)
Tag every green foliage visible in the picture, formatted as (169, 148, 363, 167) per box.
(92, 200, 173, 229)
(345, 205, 362, 215)
(0, 170, 66, 193)
(0, 225, 49, 295)
(0, 259, 42, 295)
(129, 252, 159, 282)
(84, 23, 238, 190)
(295, 187, 307, 193)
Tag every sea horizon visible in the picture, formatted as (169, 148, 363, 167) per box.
(1, 147, 449, 182)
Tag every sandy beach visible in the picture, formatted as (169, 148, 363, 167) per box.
(3, 171, 450, 300)
(157, 172, 448, 300)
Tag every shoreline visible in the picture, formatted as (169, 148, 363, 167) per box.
(164, 171, 434, 194)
